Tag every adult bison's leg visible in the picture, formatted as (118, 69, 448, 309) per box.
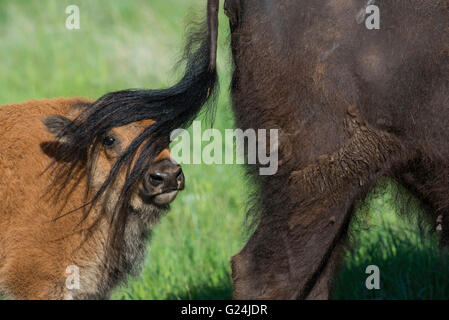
(232, 113, 407, 299)
(232, 189, 354, 300)
(397, 159, 449, 247)
(304, 239, 347, 300)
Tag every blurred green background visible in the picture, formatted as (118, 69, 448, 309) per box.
(1, 0, 449, 300)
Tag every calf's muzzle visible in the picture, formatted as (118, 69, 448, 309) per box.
(141, 159, 185, 205)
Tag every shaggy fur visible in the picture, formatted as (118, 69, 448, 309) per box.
(225, 0, 449, 299)
(0, 98, 179, 299)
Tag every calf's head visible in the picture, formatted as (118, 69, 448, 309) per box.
(43, 115, 185, 215)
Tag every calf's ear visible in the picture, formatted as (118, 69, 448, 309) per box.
(42, 115, 76, 144)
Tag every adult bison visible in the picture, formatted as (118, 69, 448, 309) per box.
(0, 98, 185, 299)
(225, 0, 448, 299)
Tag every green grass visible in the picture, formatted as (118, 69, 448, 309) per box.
(331, 180, 449, 300)
(1, 0, 449, 300)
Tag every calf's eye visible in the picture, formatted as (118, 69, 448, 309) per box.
(103, 136, 116, 147)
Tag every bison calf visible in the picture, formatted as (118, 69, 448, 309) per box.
(0, 97, 184, 299)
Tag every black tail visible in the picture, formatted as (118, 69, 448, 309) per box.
(50, 0, 220, 254)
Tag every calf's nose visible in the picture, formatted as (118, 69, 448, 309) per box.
(144, 159, 185, 195)
(148, 168, 184, 188)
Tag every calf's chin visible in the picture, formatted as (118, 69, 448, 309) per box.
(128, 191, 173, 228)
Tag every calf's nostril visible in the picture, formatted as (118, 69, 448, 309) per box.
(149, 173, 165, 187)
(176, 169, 183, 181)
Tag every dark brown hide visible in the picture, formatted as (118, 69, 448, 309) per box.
(226, 0, 449, 299)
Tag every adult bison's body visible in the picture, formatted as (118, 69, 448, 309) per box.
(225, 0, 449, 299)
(0, 98, 184, 299)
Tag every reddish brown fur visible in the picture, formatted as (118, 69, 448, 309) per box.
(0, 98, 178, 299)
